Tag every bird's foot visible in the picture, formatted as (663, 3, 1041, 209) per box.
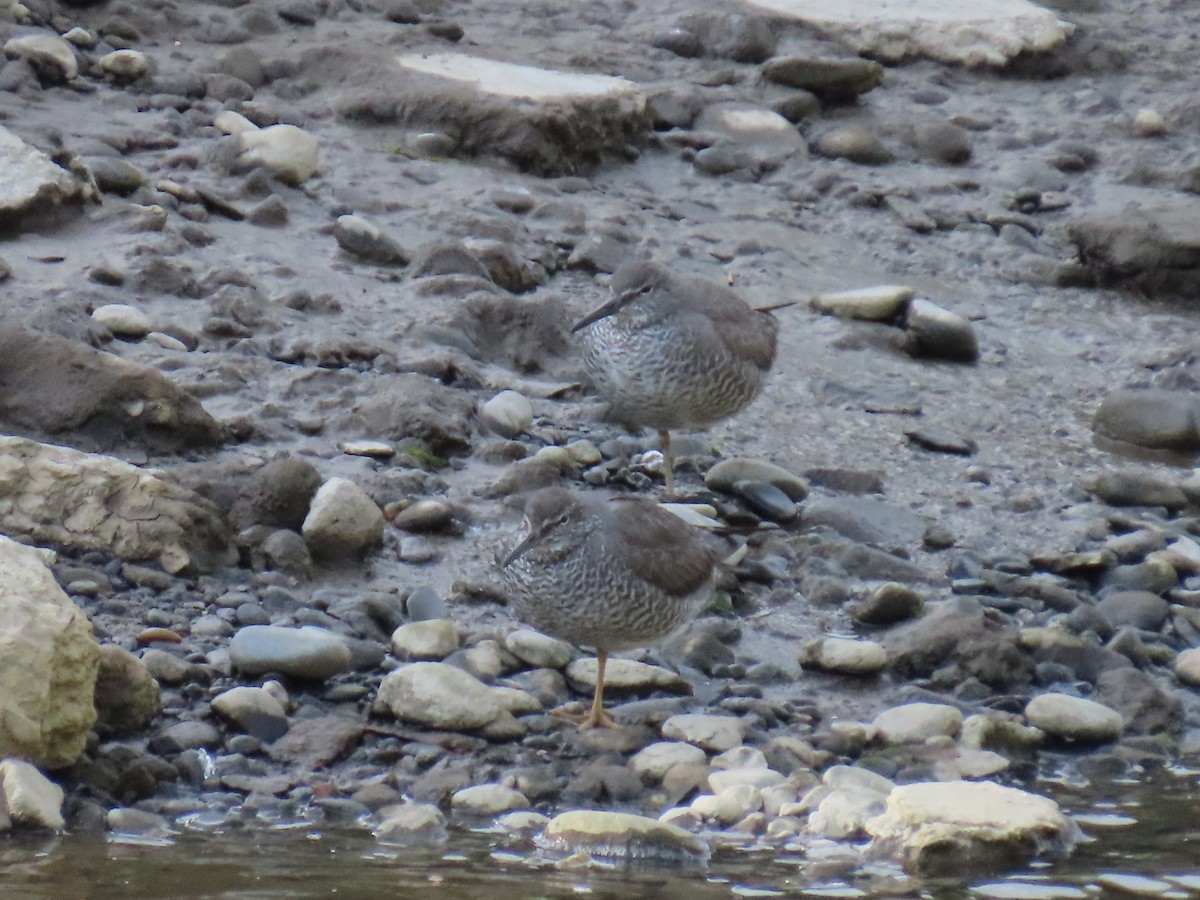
(548, 704, 617, 729)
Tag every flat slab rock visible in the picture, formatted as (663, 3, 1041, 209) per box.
(739, 0, 1073, 66)
(345, 51, 647, 175)
(0, 125, 95, 228)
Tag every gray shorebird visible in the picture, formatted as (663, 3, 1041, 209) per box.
(572, 261, 783, 498)
(500, 487, 719, 728)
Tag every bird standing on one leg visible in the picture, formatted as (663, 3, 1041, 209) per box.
(572, 261, 783, 499)
(500, 487, 719, 728)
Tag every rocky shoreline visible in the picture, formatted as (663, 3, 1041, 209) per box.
(3, 0, 1200, 885)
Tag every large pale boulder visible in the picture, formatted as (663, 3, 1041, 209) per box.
(0, 125, 95, 226)
(0, 436, 236, 574)
(866, 781, 1077, 873)
(0, 536, 100, 769)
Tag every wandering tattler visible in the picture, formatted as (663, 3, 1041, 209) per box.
(572, 261, 783, 498)
(500, 486, 719, 728)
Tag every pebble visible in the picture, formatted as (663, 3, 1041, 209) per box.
(1095, 590, 1170, 630)
(1132, 108, 1167, 137)
(236, 123, 319, 185)
(107, 807, 172, 838)
(565, 657, 690, 696)
(1173, 647, 1200, 686)
(661, 713, 745, 751)
(390, 619, 459, 660)
(0, 760, 64, 829)
(564, 440, 602, 466)
(3, 34, 77, 82)
(705, 457, 809, 501)
(872, 702, 963, 744)
(798, 636, 887, 675)
(392, 499, 452, 533)
(98, 49, 148, 82)
(814, 124, 894, 165)
(504, 628, 572, 669)
(1092, 389, 1200, 451)
(340, 440, 395, 459)
(904, 298, 980, 362)
(731, 480, 798, 522)
(481, 390, 533, 438)
(228, 625, 352, 681)
(760, 56, 883, 101)
(914, 121, 973, 165)
(374, 802, 448, 847)
(691, 783, 762, 824)
(707, 767, 785, 793)
(91, 303, 151, 339)
(631, 741, 709, 782)
(809, 285, 914, 321)
(301, 477, 384, 559)
(1024, 693, 1124, 743)
(905, 425, 977, 455)
(146, 331, 188, 352)
(496, 810, 549, 836)
(711, 746, 767, 770)
(851, 582, 923, 625)
(332, 214, 409, 265)
(210, 686, 288, 742)
(405, 585, 449, 622)
(538, 810, 709, 865)
(450, 784, 529, 815)
(1088, 471, 1188, 509)
(373, 661, 506, 730)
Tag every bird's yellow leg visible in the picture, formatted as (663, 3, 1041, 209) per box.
(658, 429, 676, 500)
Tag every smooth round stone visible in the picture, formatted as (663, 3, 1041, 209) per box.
(564, 440, 602, 465)
(497, 810, 549, 836)
(92, 303, 151, 339)
(852, 582, 923, 625)
(98, 49, 148, 81)
(705, 457, 809, 501)
(914, 121, 973, 165)
(694, 103, 805, 165)
(237, 123, 319, 185)
(481, 390, 532, 438)
(1174, 647, 1200, 686)
(1024, 693, 1123, 743)
(4, 34, 77, 81)
(1097, 873, 1174, 896)
(538, 810, 708, 865)
(392, 499, 451, 532)
(566, 658, 690, 695)
(1133, 108, 1167, 137)
(798, 636, 887, 675)
(1097, 389, 1200, 451)
(822, 764, 897, 796)
(450, 784, 529, 816)
(711, 746, 767, 770)
(63, 27, 96, 48)
(872, 702, 963, 744)
(374, 802, 448, 847)
(809, 285, 914, 321)
(504, 628, 571, 669)
(631, 741, 709, 782)
(904, 298, 979, 362)
(489, 685, 541, 715)
(731, 480, 798, 523)
(761, 55, 883, 100)
(333, 214, 408, 265)
(340, 440, 395, 459)
(229, 625, 352, 681)
(533, 446, 572, 468)
(707, 767, 785, 793)
(1095, 590, 1170, 630)
(301, 477, 384, 559)
(390, 619, 459, 660)
(146, 331, 188, 352)
(691, 783, 762, 824)
(661, 713, 745, 751)
(106, 808, 171, 837)
(210, 686, 288, 742)
(374, 661, 505, 730)
(815, 124, 894, 165)
(405, 585, 448, 622)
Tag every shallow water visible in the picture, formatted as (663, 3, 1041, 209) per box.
(5, 766, 1200, 900)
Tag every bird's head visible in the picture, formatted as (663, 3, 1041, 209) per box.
(501, 487, 584, 567)
(571, 261, 667, 333)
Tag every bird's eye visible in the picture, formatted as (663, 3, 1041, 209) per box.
(638, 284, 652, 295)
(556, 513, 569, 526)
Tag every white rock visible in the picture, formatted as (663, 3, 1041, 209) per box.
(810, 285, 914, 321)
(822, 764, 897, 796)
(504, 628, 572, 669)
(0, 126, 94, 220)
(866, 781, 1078, 873)
(707, 767, 785, 793)
(390, 619, 459, 660)
(760, 783, 799, 817)
(374, 662, 505, 730)
(4, 34, 77, 81)
(872, 702, 963, 744)
(565, 657, 689, 695)
(91, 303, 151, 339)
(691, 783, 762, 824)
(711, 745, 767, 770)
(0, 759, 64, 828)
(810, 785, 889, 840)
(695, 102, 805, 165)
(481, 390, 533, 438)
(489, 685, 541, 715)
(213, 110, 257, 137)
(631, 741, 709, 782)
(301, 477, 384, 559)
(661, 713, 745, 751)
(146, 331, 188, 352)
(1133, 108, 1167, 137)
(238, 124, 319, 185)
(538, 809, 708, 864)
(340, 440, 395, 458)
(98, 49, 147, 81)
(741, 0, 1074, 67)
(210, 686, 287, 739)
(564, 440, 602, 465)
(398, 51, 640, 102)
(0, 537, 99, 768)
(1024, 693, 1123, 743)
(61, 27, 95, 48)
(496, 810, 549, 836)
(450, 784, 529, 815)
(798, 636, 888, 675)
